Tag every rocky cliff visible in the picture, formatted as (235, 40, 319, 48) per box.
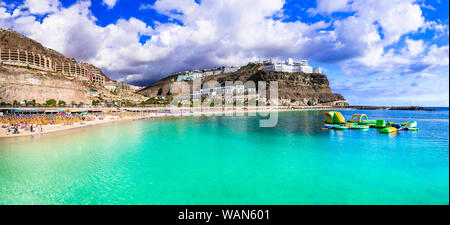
(0, 29, 146, 105)
(0, 65, 145, 105)
(138, 64, 348, 106)
(0, 66, 93, 104)
(0, 28, 72, 63)
(137, 74, 178, 97)
(0, 28, 108, 79)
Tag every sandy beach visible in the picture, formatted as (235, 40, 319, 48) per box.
(0, 106, 339, 138)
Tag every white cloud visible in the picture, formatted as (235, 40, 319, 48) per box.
(138, 4, 152, 11)
(102, 0, 118, 9)
(308, 0, 352, 15)
(415, 73, 436, 79)
(423, 44, 450, 66)
(0, 0, 447, 89)
(403, 38, 425, 57)
(23, 0, 60, 15)
(118, 74, 144, 83)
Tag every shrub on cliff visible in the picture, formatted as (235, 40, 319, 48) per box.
(46, 99, 56, 107)
(58, 100, 66, 106)
(125, 101, 136, 107)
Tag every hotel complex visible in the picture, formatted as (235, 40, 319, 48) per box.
(177, 66, 240, 81)
(0, 48, 137, 91)
(176, 58, 322, 82)
(263, 58, 322, 74)
(190, 85, 257, 103)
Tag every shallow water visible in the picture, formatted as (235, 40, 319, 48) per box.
(0, 109, 448, 204)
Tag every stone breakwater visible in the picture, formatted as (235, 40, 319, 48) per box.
(336, 105, 433, 111)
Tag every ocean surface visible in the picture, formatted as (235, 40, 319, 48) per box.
(0, 109, 448, 205)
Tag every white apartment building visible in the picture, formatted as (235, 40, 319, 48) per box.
(313, 67, 321, 74)
(103, 81, 118, 90)
(177, 66, 241, 81)
(263, 58, 321, 74)
(191, 85, 256, 99)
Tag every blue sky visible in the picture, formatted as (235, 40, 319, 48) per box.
(0, 0, 449, 106)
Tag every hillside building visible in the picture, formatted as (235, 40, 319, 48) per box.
(263, 58, 322, 74)
(191, 85, 256, 99)
(90, 71, 105, 85)
(177, 66, 240, 81)
(0, 48, 54, 71)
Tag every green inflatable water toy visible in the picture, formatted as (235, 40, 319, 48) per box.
(335, 126, 350, 130)
(322, 112, 419, 133)
(375, 120, 386, 128)
(389, 121, 417, 128)
(325, 111, 346, 124)
(351, 125, 370, 129)
(360, 120, 377, 125)
(379, 127, 398, 133)
(402, 127, 419, 131)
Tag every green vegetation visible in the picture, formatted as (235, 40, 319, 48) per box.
(92, 100, 100, 105)
(125, 101, 136, 107)
(307, 100, 314, 106)
(46, 99, 57, 107)
(58, 100, 66, 106)
(22, 99, 37, 107)
(140, 97, 171, 106)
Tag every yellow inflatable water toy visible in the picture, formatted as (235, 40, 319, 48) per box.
(322, 111, 419, 134)
(349, 114, 377, 125)
(379, 127, 398, 133)
(325, 111, 346, 124)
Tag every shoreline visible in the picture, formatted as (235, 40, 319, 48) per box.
(1, 107, 341, 139)
(0, 115, 149, 139)
(4, 105, 438, 139)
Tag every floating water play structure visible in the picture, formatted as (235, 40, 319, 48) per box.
(325, 111, 346, 124)
(322, 111, 418, 133)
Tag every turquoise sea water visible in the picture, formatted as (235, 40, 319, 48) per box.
(0, 109, 448, 205)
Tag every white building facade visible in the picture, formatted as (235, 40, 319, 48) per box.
(177, 66, 241, 81)
(263, 58, 321, 74)
(191, 85, 256, 99)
